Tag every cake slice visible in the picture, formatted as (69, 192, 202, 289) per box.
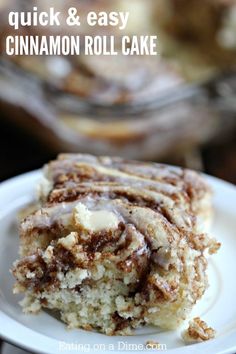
(12, 154, 220, 335)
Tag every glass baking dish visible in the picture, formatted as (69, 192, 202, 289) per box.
(0, 55, 235, 161)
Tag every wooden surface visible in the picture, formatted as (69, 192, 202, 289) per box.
(0, 117, 56, 183)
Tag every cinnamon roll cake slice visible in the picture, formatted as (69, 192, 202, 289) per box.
(12, 154, 220, 335)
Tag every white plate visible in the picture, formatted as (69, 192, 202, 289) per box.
(0, 171, 236, 354)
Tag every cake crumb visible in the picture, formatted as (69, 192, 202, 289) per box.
(146, 340, 160, 349)
(182, 317, 216, 344)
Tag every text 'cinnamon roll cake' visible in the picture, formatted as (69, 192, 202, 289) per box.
(12, 154, 220, 335)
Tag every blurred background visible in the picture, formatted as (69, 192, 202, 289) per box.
(0, 0, 236, 185)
